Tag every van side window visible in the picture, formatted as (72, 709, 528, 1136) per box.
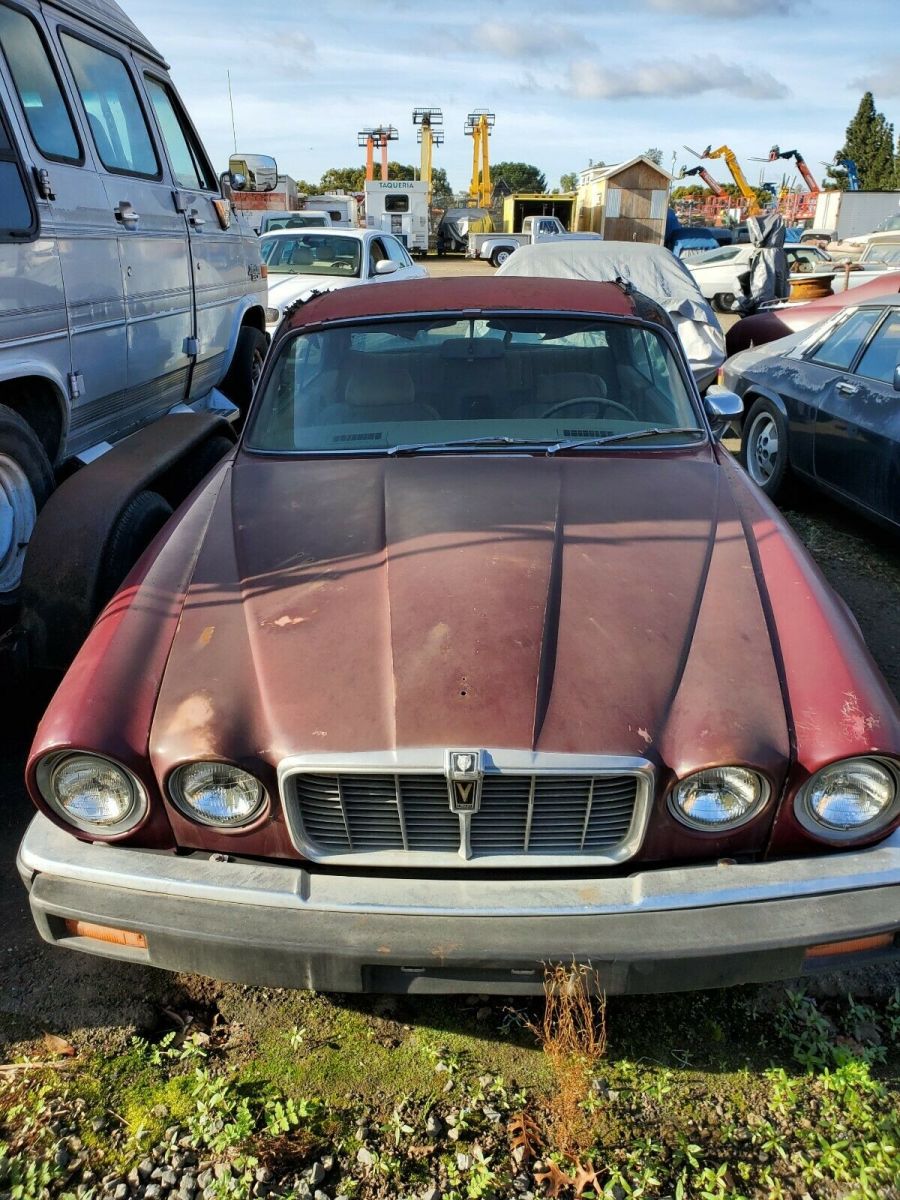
(60, 33, 158, 177)
(0, 4, 80, 161)
(145, 76, 216, 191)
(0, 94, 36, 238)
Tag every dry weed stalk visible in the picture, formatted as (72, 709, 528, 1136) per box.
(525, 962, 608, 1158)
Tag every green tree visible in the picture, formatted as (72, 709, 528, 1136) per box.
(828, 92, 895, 190)
(430, 167, 454, 207)
(316, 163, 452, 200)
(643, 147, 664, 166)
(319, 165, 366, 192)
(293, 180, 320, 196)
(560, 171, 579, 192)
(490, 161, 547, 194)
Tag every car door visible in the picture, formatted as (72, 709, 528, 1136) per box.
(366, 236, 391, 282)
(382, 233, 423, 280)
(0, 0, 124, 455)
(140, 69, 249, 402)
(58, 24, 194, 425)
(814, 307, 900, 523)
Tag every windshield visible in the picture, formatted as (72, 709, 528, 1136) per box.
(861, 243, 900, 266)
(245, 315, 702, 454)
(260, 234, 361, 277)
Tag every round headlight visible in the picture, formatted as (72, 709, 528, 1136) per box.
(264, 306, 281, 324)
(40, 753, 146, 834)
(796, 758, 899, 840)
(170, 762, 265, 828)
(670, 767, 768, 831)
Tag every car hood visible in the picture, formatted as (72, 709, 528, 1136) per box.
(149, 451, 789, 781)
(267, 272, 360, 309)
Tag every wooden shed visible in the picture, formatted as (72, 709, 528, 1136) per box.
(575, 156, 670, 243)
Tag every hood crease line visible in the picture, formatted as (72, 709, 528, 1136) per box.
(531, 466, 564, 750)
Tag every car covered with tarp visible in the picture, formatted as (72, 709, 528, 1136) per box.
(497, 241, 726, 390)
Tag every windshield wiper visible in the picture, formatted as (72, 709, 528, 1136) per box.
(387, 436, 545, 456)
(548, 427, 706, 453)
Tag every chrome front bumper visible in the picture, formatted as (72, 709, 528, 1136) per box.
(18, 814, 900, 994)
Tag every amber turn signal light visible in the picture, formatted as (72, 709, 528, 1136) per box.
(805, 933, 893, 960)
(63, 919, 147, 949)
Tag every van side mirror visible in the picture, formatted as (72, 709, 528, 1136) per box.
(703, 384, 743, 439)
(228, 154, 278, 193)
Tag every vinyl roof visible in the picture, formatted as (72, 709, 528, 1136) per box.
(284, 277, 638, 330)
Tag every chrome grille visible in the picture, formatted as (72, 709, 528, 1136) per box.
(288, 770, 641, 864)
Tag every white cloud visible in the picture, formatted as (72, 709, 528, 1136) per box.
(408, 19, 590, 60)
(646, 0, 797, 14)
(850, 58, 900, 97)
(566, 54, 790, 101)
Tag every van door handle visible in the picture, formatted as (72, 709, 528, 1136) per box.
(114, 201, 140, 227)
(835, 380, 859, 395)
(188, 208, 206, 229)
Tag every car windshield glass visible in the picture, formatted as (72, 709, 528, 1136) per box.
(244, 315, 702, 454)
(260, 234, 361, 277)
(863, 243, 900, 265)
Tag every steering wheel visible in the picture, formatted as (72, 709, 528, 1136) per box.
(540, 396, 638, 421)
(334, 260, 355, 273)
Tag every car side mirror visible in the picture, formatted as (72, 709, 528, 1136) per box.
(704, 385, 743, 439)
(228, 154, 278, 193)
(374, 259, 400, 275)
(894, 363, 900, 393)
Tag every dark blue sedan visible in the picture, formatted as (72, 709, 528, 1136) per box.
(724, 297, 900, 530)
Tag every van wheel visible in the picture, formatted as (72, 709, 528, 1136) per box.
(0, 404, 55, 604)
(490, 247, 512, 268)
(219, 326, 267, 416)
(713, 291, 736, 313)
(96, 490, 172, 609)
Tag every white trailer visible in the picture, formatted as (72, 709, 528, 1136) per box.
(813, 191, 900, 241)
(365, 181, 430, 254)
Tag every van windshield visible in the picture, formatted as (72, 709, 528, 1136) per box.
(245, 315, 702, 454)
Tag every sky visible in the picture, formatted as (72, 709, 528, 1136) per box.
(126, 0, 900, 195)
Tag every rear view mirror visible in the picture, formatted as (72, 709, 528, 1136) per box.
(374, 259, 399, 276)
(704, 385, 743, 439)
(229, 154, 278, 193)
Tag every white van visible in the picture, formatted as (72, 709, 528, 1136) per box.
(0, 0, 276, 660)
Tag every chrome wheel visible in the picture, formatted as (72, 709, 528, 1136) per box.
(746, 411, 780, 486)
(0, 452, 37, 596)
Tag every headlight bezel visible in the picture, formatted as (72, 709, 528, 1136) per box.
(794, 756, 900, 842)
(36, 751, 148, 836)
(168, 761, 268, 831)
(668, 766, 770, 833)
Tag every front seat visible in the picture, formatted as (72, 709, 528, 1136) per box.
(515, 371, 609, 418)
(319, 365, 440, 424)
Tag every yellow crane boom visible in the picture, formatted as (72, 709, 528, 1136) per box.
(685, 144, 761, 216)
(413, 107, 443, 205)
(466, 110, 495, 208)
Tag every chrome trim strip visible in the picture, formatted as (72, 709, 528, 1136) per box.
(19, 814, 900, 919)
(277, 750, 654, 869)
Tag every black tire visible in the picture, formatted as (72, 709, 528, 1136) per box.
(219, 325, 267, 416)
(740, 397, 794, 502)
(490, 247, 512, 268)
(97, 490, 172, 608)
(0, 403, 55, 604)
(713, 291, 736, 313)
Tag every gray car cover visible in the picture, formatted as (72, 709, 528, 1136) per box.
(497, 240, 726, 390)
(735, 213, 790, 315)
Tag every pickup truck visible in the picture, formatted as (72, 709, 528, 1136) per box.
(467, 215, 601, 267)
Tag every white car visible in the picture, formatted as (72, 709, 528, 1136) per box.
(687, 244, 831, 312)
(261, 229, 428, 335)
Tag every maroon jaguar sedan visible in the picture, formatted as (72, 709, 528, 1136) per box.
(18, 277, 900, 994)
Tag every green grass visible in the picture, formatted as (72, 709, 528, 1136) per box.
(2, 984, 899, 1199)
